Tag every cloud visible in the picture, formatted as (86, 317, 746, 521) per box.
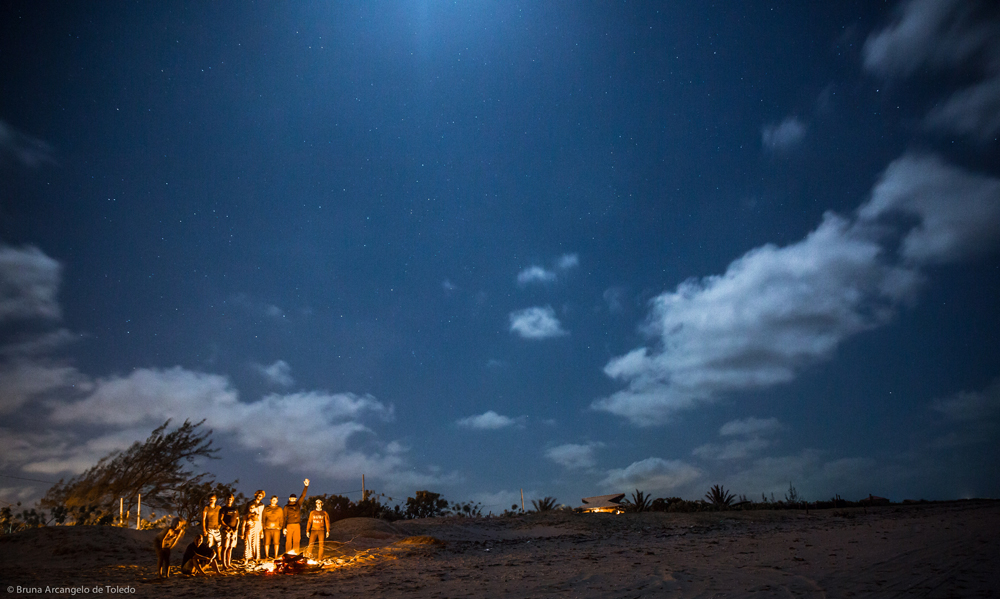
(40, 366, 409, 480)
(0, 329, 77, 358)
(720, 417, 783, 437)
(762, 117, 807, 151)
(925, 78, 1000, 141)
(509, 306, 568, 340)
(865, 0, 1000, 140)
(594, 210, 921, 425)
(595, 148, 1000, 427)
(0, 245, 62, 322)
(692, 418, 782, 461)
(858, 154, 1000, 264)
(231, 293, 286, 319)
(863, 0, 997, 77)
(0, 361, 87, 415)
(456, 410, 518, 430)
(603, 287, 627, 313)
(600, 457, 703, 493)
(516, 266, 557, 286)
(556, 253, 579, 270)
(0, 120, 54, 168)
(255, 359, 294, 387)
(932, 378, 1000, 422)
(0, 251, 435, 494)
(545, 442, 604, 470)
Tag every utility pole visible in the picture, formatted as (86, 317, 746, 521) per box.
(362, 474, 367, 501)
(520, 489, 525, 513)
(136, 494, 141, 530)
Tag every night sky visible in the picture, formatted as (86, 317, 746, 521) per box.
(2, 0, 999, 513)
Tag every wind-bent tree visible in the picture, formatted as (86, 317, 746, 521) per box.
(41, 419, 219, 523)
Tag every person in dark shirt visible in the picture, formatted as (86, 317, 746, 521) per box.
(261, 495, 285, 559)
(282, 478, 309, 553)
(218, 494, 241, 569)
(306, 499, 331, 560)
(153, 517, 187, 578)
(200, 494, 221, 548)
(181, 534, 222, 576)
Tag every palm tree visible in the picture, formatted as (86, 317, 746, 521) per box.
(705, 484, 735, 508)
(531, 497, 558, 512)
(625, 489, 652, 513)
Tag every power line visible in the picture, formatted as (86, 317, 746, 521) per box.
(0, 474, 58, 485)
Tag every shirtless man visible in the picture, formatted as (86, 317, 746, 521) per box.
(282, 478, 309, 553)
(153, 517, 187, 578)
(218, 494, 241, 569)
(306, 499, 331, 560)
(200, 494, 222, 551)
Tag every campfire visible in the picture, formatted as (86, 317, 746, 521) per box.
(260, 551, 323, 574)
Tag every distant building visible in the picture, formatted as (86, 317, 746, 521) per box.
(578, 493, 626, 514)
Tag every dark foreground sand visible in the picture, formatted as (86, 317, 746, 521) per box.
(1, 500, 998, 598)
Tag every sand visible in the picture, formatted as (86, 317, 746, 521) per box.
(1, 500, 998, 598)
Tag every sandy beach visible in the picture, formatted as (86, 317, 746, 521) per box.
(1, 500, 997, 598)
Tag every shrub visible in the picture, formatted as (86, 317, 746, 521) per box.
(704, 484, 736, 508)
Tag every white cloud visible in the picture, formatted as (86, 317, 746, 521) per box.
(442, 279, 457, 292)
(865, 0, 1000, 140)
(509, 306, 568, 340)
(0, 120, 54, 168)
(596, 146, 1000, 427)
(456, 410, 518, 430)
(858, 154, 1000, 264)
(761, 117, 807, 151)
(720, 417, 783, 437)
(255, 359, 294, 387)
(594, 211, 921, 425)
(545, 442, 604, 470)
(556, 253, 579, 270)
(0, 245, 62, 321)
(600, 457, 703, 493)
(516, 265, 557, 285)
(0, 246, 442, 492)
(39, 366, 411, 481)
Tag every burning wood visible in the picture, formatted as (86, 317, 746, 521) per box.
(258, 551, 323, 574)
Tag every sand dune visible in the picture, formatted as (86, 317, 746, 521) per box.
(1, 500, 997, 598)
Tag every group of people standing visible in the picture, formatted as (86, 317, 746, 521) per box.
(154, 478, 334, 577)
